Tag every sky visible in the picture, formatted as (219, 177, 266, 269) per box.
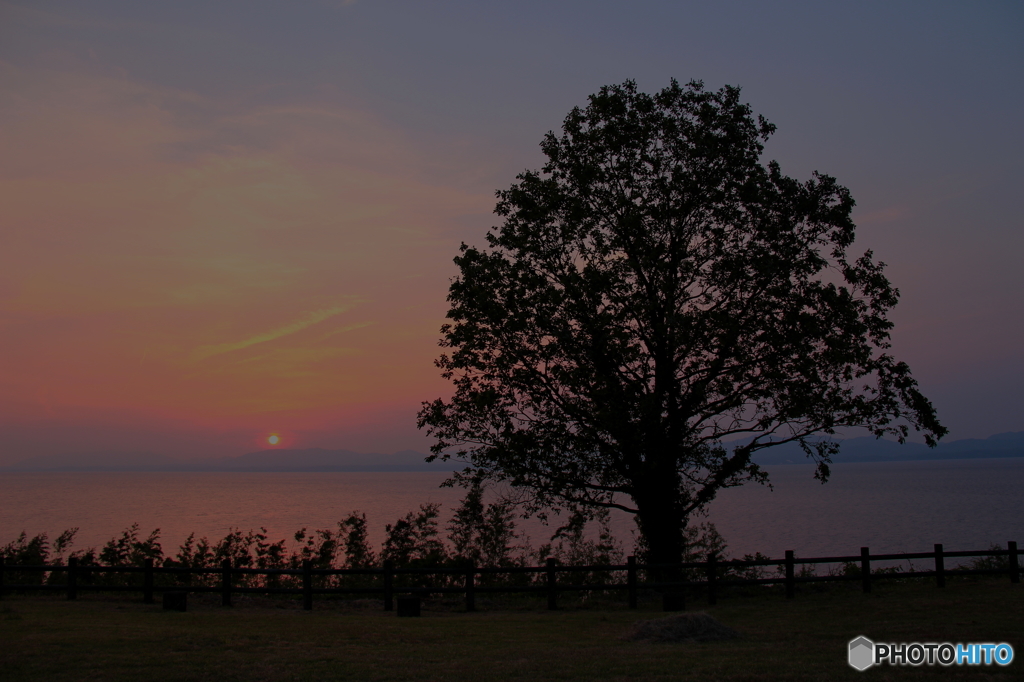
(1, 1, 1022, 464)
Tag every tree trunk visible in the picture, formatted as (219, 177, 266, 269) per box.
(635, 504, 686, 566)
(632, 465, 687, 564)
(633, 493, 687, 610)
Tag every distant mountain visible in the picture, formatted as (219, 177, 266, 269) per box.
(1, 448, 443, 472)
(751, 431, 1024, 465)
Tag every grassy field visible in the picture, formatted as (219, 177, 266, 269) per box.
(1, 580, 1020, 681)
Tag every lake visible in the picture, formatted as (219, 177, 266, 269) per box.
(1, 458, 1021, 560)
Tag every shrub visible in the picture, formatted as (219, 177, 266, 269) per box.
(99, 523, 162, 567)
(1, 531, 53, 586)
(338, 512, 376, 569)
(956, 544, 1008, 574)
(381, 503, 448, 567)
(446, 481, 527, 568)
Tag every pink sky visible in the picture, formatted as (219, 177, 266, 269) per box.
(1, 57, 493, 459)
(1, 1, 1022, 464)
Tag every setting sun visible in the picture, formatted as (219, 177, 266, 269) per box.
(268, 435, 280, 445)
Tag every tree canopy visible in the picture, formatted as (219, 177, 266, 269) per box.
(417, 79, 946, 563)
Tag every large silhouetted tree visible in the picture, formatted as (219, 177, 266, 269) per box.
(417, 79, 946, 565)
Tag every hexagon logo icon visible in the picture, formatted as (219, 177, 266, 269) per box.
(849, 636, 875, 671)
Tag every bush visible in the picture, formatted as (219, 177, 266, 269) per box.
(1, 529, 83, 586)
(2, 531, 55, 586)
(338, 512, 376, 569)
(446, 481, 525, 568)
(956, 544, 1008, 574)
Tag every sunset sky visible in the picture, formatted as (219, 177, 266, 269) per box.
(1, 1, 1022, 464)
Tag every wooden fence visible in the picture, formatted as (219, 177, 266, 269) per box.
(1, 542, 1018, 612)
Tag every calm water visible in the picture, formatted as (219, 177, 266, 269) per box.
(1, 459, 1021, 560)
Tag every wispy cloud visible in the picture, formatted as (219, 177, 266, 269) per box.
(314, 320, 375, 342)
(193, 304, 356, 360)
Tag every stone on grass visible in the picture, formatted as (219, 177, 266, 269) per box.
(621, 612, 740, 643)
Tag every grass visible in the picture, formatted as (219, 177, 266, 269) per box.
(1, 580, 1021, 681)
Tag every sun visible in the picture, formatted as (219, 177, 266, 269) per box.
(267, 434, 280, 445)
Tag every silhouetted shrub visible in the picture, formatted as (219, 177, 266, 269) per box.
(381, 503, 448, 567)
(956, 544, 1008, 574)
(338, 512, 376, 569)
(446, 480, 526, 569)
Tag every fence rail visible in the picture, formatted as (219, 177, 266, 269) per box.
(1, 541, 1018, 612)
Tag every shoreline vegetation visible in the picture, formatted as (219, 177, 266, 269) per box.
(1, 483, 641, 585)
(3, 487, 1013, 597)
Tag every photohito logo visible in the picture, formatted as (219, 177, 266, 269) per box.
(848, 636, 1014, 670)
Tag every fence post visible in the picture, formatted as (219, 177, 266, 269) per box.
(860, 547, 871, 593)
(784, 550, 794, 599)
(934, 544, 945, 588)
(66, 556, 78, 600)
(706, 552, 718, 606)
(221, 559, 232, 607)
(383, 560, 394, 611)
(302, 560, 313, 610)
(143, 558, 154, 604)
(627, 555, 637, 610)
(546, 558, 558, 610)
(1009, 541, 1019, 584)
(464, 561, 476, 612)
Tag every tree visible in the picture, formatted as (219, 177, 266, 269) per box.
(417, 79, 946, 565)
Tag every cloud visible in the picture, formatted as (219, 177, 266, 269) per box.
(192, 303, 358, 360)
